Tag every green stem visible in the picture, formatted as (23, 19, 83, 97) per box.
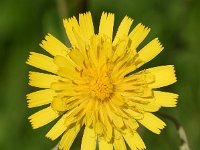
(157, 111, 191, 150)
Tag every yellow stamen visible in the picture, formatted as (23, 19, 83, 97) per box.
(90, 73, 113, 101)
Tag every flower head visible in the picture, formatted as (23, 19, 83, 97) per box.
(27, 12, 178, 150)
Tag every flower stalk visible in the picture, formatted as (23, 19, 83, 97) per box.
(157, 111, 191, 150)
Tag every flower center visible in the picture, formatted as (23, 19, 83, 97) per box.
(90, 74, 113, 101)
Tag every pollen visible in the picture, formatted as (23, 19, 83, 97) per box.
(90, 73, 113, 101)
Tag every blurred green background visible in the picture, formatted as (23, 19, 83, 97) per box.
(0, 0, 199, 149)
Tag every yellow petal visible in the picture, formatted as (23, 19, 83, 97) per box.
(154, 91, 178, 107)
(62, 89, 79, 96)
(138, 113, 166, 134)
(46, 114, 68, 140)
(27, 89, 56, 108)
(130, 91, 178, 111)
(124, 108, 144, 120)
(123, 131, 146, 150)
(52, 81, 82, 95)
(28, 71, 59, 88)
(54, 55, 69, 67)
(87, 35, 101, 66)
(54, 55, 76, 68)
(81, 127, 97, 150)
(147, 65, 177, 88)
(28, 107, 59, 129)
(59, 126, 80, 150)
(120, 86, 153, 98)
(113, 16, 133, 45)
(101, 106, 113, 142)
(111, 93, 125, 106)
(130, 91, 178, 112)
(63, 16, 86, 50)
(99, 138, 113, 150)
(124, 119, 139, 131)
(99, 12, 114, 40)
(91, 35, 112, 66)
(26, 52, 57, 73)
(69, 48, 84, 67)
(50, 81, 71, 91)
(63, 16, 80, 47)
(51, 97, 68, 112)
(129, 23, 150, 50)
(54, 55, 81, 80)
(123, 70, 155, 84)
(113, 130, 126, 150)
(132, 100, 161, 112)
(57, 67, 80, 81)
(40, 33, 70, 56)
(112, 37, 129, 61)
(63, 101, 87, 127)
(79, 12, 95, 45)
(95, 121, 104, 135)
(63, 12, 94, 48)
(137, 38, 163, 68)
(102, 39, 113, 60)
(111, 112, 124, 129)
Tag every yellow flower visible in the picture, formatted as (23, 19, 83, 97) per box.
(27, 12, 178, 150)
